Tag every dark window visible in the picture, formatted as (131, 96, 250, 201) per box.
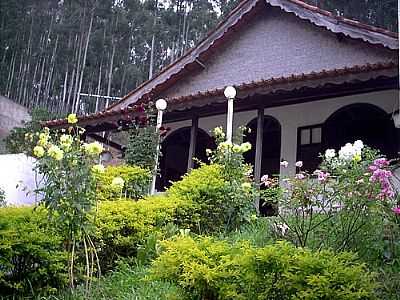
(297, 125, 323, 171)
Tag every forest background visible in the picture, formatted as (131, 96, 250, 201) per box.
(0, 0, 397, 115)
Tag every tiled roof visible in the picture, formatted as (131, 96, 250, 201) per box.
(44, 61, 397, 128)
(107, 0, 398, 111)
(168, 62, 397, 105)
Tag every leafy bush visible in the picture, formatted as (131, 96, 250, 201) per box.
(94, 196, 193, 270)
(168, 162, 256, 233)
(0, 206, 68, 296)
(149, 236, 378, 300)
(96, 165, 151, 201)
(125, 126, 159, 170)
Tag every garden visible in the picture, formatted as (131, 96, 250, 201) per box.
(0, 111, 399, 299)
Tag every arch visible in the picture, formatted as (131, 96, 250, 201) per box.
(323, 103, 397, 158)
(243, 115, 282, 216)
(156, 127, 215, 190)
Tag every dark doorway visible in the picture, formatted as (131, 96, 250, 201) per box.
(243, 116, 281, 216)
(157, 127, 215, 190)
(323, 103, 397, 158)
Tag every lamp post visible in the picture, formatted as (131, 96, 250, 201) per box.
(150, 99, 167, 195)
(224, 86, 236, 143)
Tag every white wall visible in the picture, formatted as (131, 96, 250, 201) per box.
(0, 154, 42, 206)
(164, 89, 397, 175)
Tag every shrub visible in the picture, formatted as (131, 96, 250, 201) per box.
(125, 126, 159, 170)
(149, 236, 378, 300)
(94, 196, 194, 270)
(96, 165, 151, 201)
(0, 206, 68, 296)
(168, 163, 256, 233)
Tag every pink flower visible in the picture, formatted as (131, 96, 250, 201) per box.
(317, 171, 330, 182)
(295, 161, 303, 168)
(295, 173, 305, 180)
(374, 158, 389, 168)
(392, 207, 400, 215)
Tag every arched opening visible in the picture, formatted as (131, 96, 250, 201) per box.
(323, 103, 397, 158)
(243, 115, 281, 216)
(157, 127, 215, 190)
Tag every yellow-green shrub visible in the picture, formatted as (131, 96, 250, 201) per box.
(0, 206, 68, 296)
(149, 236, 378, 300)
(96, 165, 151, 201)
(94, 196, 194, 269)
(167, 164, 229, 232)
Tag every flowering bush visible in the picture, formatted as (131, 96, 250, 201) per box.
(33, 115, 105, 288)
(269, 140, 399, 264)
(204, 126, 256, 231)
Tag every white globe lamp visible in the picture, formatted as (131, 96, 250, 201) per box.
(224, 86, 236, 99)
(155, 98, 167, 111)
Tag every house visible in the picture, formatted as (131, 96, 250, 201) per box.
(46, 0, 399, 196)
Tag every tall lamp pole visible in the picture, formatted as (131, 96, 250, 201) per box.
(224, 86, 236, 142)
(150, 98, 167, 195)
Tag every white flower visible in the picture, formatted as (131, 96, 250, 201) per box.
(353, 140, 364, 151)
(324, 149, 336, 160)
(338, 141, 363, 162)
(213, 126, 225, 138)
(295, 161, 303, 168)
(261, 174, 269, 183)
(92, 164, 105, 174)
(240, 142, 252, 153)
(338, 143, 355, 161)
(205, 149, 212, 155)
(280, 160, 288, 168)
(111, 177, 125, 189)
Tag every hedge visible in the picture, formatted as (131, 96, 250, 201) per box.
(0, 206, 68, 296)
(96, 165, 151, 201)
(149, 236, 378, 300)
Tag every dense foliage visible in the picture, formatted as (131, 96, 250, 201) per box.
(0, 0, 396, 114)
(0, 206, 68, 296)
(1, 129, 399, 298)
(149, 236, 377, 300)
(96, 165, 151, 201)
(4, 108, 58, 154)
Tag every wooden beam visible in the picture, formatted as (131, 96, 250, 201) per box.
(187, 116, 199, 171)
(254, 108, 264, 184)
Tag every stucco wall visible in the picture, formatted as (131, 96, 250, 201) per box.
(164, 89, 397, 175)
(162, 6, 396, 99)
(0, 96, 31, 153)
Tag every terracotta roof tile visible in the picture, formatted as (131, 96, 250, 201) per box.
(106, 0, 398, 111)
(44, 61, 397, 128)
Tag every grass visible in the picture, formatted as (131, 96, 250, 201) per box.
(40, 261, 186, 300)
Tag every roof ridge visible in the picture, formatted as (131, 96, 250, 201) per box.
(283, 0, 398, 38)
(106, 0, 398, 111)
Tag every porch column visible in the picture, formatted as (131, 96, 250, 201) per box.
(187, 115, 199, 171)
(254, 108, 264, 184)
(254, 108, 264, 213)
